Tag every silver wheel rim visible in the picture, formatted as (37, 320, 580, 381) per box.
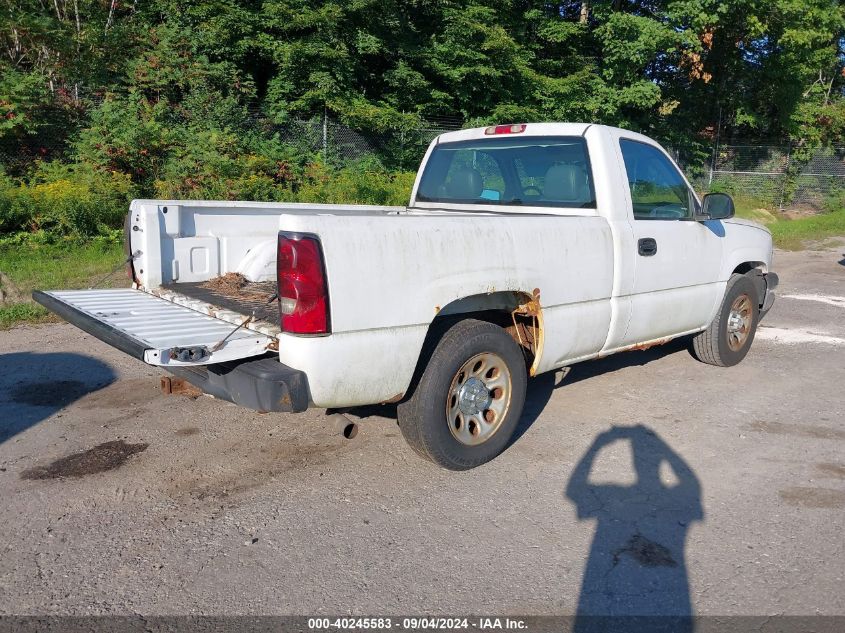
(446, 352, 512, 446)
(727, 294, 753, 352)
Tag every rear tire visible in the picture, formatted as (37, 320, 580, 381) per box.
(691, 273, 760, 367)
(397, 319, 527, 470)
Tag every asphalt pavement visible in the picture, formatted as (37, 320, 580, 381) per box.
(0, 244, 843, 617)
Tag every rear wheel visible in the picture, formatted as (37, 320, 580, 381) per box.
(690, 273, 760, 367)
(398, 319, 527, 470)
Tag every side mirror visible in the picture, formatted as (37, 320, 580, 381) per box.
(698, 192, 735, 221)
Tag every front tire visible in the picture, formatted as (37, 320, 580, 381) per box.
(397, 319, 528, 470)
(691, 273, 760, 367)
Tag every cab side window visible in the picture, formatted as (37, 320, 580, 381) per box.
(620, 140, 694, 220)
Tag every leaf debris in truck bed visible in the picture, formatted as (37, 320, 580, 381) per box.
(200, 273, 275, 303)
(163, 275, 279, 324)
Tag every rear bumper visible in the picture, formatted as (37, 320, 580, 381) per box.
(167, 356, 310, 413)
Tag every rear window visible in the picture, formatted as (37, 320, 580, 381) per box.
(416, 136, 596, 208)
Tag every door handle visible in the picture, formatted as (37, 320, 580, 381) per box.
(638, 237, 657, 257)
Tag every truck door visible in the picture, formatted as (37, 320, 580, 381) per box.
(616, 137, 724, 345)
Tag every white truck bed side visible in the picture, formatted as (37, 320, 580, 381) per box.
(276, 212, 615, 407)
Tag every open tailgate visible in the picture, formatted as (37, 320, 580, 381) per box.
(33, 288, 277, 367)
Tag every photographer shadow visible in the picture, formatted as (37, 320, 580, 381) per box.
(565, 425, 703, 633)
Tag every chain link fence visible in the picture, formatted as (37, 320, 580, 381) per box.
(0, 114, 463, 173)
(678, 144, 845, 212)
(693, 145, 792, 210)
(2, 105, 843, 212)
(791, 147, 845, 211)
(260, 122, 845, 211)
(252, 115, 462, 170)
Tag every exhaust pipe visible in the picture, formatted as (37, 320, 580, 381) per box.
(326, 413, 359, 439)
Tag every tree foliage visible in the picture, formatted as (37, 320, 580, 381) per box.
(0, 0, 843, 229)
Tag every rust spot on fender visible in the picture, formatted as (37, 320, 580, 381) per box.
(510, 288, 543, 377)
(514, 287, 542, 317)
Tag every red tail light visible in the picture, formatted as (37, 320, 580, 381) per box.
(276, 233, 330, 334)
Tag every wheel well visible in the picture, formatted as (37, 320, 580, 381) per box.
(732, 261, 767, 275)
(436, 291, 541, 362)
(400, 291, 542, 403)
(732, 261, 767, 305)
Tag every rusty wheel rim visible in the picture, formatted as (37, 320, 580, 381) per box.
(446, 352, 512, 446)
(726, 294, 753, 352)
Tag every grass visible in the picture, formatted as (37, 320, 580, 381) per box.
(732, 196, 845, 250)
(732, 198, 779, 225)
(0, 241, 127, 329)
(767, 209, 845, 250)
(0, 302, 53, 329)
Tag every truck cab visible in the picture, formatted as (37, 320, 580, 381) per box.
(34, 123, 777, 470)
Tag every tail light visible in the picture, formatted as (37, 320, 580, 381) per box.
(484, 124, 526, 135)
(276, 233, 330, 334)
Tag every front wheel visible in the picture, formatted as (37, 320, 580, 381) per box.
(397, 319, 528, 470)
(690, 273, 760, 367)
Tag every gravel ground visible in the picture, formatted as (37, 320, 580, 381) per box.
(0, 245, 843, 617)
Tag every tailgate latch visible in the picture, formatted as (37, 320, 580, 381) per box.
(169, 346, 211, 363)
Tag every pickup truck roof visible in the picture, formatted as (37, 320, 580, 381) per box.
(435, 122, 593, 143)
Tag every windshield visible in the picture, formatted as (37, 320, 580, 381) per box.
(416, 136, 596, 208)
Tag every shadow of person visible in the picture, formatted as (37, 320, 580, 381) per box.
(566, 425, 703, 633)
(0, 352, 117, 445)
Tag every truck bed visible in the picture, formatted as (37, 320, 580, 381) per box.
(161, 276, 279, 325)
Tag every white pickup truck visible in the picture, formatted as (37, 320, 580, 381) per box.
(35, 123, 777, 469)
